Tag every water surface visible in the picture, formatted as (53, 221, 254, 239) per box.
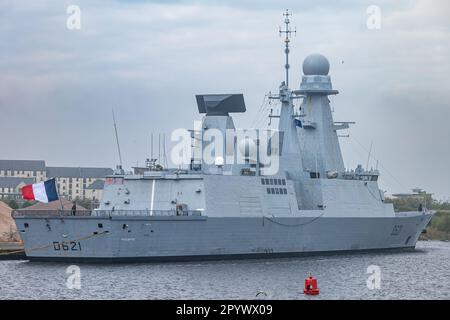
(0, 241, 448, 299)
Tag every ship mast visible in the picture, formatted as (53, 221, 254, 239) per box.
(267, 9, 303, 172)
(279, 9, 296, 87)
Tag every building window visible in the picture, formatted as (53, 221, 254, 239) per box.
(261, 178, 266, 185)
(267, 188, 271, 194)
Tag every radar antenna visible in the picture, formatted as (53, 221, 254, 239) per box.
(279, 9, 296, 87)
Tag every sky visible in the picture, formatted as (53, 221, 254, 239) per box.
(0, 0, 449, 199)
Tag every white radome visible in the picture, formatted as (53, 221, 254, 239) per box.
(214, 156, 225, 167)
(302, 53, 330, 75)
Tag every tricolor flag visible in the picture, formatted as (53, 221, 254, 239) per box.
(21, 178, 59, 203)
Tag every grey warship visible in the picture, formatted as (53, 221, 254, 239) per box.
(13, 11, 433, 263)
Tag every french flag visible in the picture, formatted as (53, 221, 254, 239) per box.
(21, 178, 59, 203)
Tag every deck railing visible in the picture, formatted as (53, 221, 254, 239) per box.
(12, 209, 203, 218)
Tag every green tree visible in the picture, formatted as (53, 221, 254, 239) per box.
(6, 199, 19, 210)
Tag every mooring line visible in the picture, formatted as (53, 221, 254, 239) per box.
(263, 213, 324, 227)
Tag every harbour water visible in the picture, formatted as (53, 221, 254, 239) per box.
(0, 241, 448, 300)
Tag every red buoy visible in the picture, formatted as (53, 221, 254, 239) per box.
(303, 275, 320, 295)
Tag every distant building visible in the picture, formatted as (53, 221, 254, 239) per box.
(0, 177, 34, 199)
(46, 167, 113, 201)
(84, 179, 105, 203)
(0, 160, 113, 201)
(0, 160, 46, 182)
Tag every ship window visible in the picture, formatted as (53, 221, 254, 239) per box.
(261, 178, 266, 185)
(98, 223, 103, 228)
(267, 188, 271, 194)
(281, 179, 286, 185)
(310, 172, 320, 179)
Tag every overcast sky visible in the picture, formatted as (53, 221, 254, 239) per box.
(0, 0, 449, 199)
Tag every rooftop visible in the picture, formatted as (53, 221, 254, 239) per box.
(86, 179, 105, 190)
(0, 177, 34, 188)
(46, 167, 113, 179)
(0, 160, 45, 171)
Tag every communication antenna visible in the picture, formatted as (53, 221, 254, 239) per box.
(158, 133, 161, 166)
(163, 133, 168, 168)
(366, 140, 373, 171)
(112, 109, 123, 167)
(150, 133, 154, 161)
(279, 9, 296, 87)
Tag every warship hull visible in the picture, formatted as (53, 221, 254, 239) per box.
(14, 212, 432, 263)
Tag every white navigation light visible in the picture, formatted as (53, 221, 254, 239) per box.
(215, 156, 225, 167)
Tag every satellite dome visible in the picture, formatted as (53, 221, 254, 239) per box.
(302, 53, 330, 75)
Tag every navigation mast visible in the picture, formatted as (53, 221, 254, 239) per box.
(279, 9, 296, 88)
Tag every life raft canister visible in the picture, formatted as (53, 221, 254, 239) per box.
(303, 275, 320, 295)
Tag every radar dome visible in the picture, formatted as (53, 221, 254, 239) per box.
(302, 53, 330, 75)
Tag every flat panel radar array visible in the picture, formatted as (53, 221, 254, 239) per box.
(196, 94, 246, 116)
